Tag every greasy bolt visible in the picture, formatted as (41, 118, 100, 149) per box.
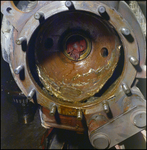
(27, 89, 36, 100)
(16, 37, 26, 45)
(77, 109, 82, 120)
(98, 6, 106, 14)
(121, 28, 130, 36)
(49, 104, 57, 116)
(65, 1, 73, 8)
(129, 56, 139, 66)
(122, 83, 131, 95)
(14, 65, 24, 74)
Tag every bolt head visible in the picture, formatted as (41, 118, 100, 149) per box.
(65, 1, 72, 8)
(129, 57, 139, 66)
(77, 110, 82, 120)
(14, 69, 19, 74)
(16, 39, 21, 45)
(49, 105, 56, 116)
(34, 13, 40, 20)
(122, 83, 131, 95)
(121, 28, 130, 36)
(98, 6, 106, 14)
(103, 103, 109, 113)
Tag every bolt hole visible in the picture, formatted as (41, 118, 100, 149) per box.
(6, 7, 12, 13)
(44, 38, 53, 49)
(101, 48, 108, 57)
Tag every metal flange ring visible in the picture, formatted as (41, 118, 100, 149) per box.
(10, 1, 138, 110)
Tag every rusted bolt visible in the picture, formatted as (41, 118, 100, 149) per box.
(121, 28, 130, 36)
(14, 65, 24, 74)
(122, 83, 131, 95)
(34, 12, 44, 20)
(129, 56, 139, 66)
(27, 89, 36, 100)
(16, 37, 26, 45)
(98, 6, 106, 14)
(65, 1, 73, 8)
(77, 109, 82, 120)
(49, 104, 57, 116)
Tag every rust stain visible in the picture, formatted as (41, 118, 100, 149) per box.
(58, 106, 77, 116)
(42, 106, 84, 130)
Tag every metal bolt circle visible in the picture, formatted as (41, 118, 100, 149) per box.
(14, 65, 24, 74)
(16, 37, 26, 45)
(65, 1, 73, 8)
(98, 6, 106, 14)
(34, 13, 40, 20)
(16, 39, 21, 45)
(121, 28, 130, 36)
(132, 110, 146, 128)
(129, 56, 139, 66)
(11, 1, 139, 109)
(103, 103, 109, 113)
(77, 109, 83, 120)
(91, 133, 110, 149)
(27, 89, 36, 100)
(14, 69, 20, 74)
(122, 83, 131, 95)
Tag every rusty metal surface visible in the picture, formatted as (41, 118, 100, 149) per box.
(34, 10, 121, 103)
(39, 106, 85, 132)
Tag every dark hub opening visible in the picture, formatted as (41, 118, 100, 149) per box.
(66, 35, 87, 61)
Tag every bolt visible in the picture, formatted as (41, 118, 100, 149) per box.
(65, 1, 73, 8)
(103, 101, 109, 113)
(27, 89, 36, 100)
(16, 37, 26, 45)
(34, 12, 44, 20)
(122, 83, 131, 95)
(14, 65, 24, 74)
(98, 6, 106, 14)
(121, 28, 130, 36)
(77, 109, 82, 120)
(129, 56, 139, 66)
(49, 104, 57, 116)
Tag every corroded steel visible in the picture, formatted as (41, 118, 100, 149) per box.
(34, 11, 121, 103)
